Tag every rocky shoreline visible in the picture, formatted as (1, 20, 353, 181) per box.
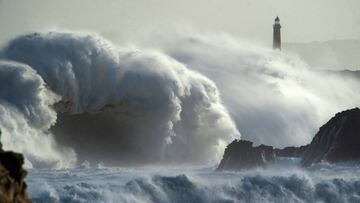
(0, 108, 359, 202)
(218, 108, 360, 170)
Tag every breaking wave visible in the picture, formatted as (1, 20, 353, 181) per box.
(27, 161, 360, 203)
(0, 30, 359, 168)
(0, 31, 239, 167)
(151, 34, 360, 147)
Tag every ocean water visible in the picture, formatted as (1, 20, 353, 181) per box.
(27, 158, 360, 203)
(2, 31, 360, 203)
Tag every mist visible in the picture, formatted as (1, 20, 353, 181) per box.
(0, 0, 359, 45)
(150, 33, 360, 147)
(0, 31, 239, 167)
(0, 30, 358, 168)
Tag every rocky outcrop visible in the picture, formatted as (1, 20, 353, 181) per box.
(301, 108, 360, 166)
(218, 108, 360, 170)
(274, 145, 309, 158)
(217, 140, 308, 170)
(217, 140, 275, 170)
(0, 130, 30, 203)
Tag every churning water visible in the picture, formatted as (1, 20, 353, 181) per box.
(27, 159, 360, 203)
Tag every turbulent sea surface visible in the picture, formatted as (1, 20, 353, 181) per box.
(27, 158, 360, 203)
(1, 30, 360, 202)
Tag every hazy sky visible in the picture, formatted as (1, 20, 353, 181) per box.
(0, 0, 359, 45)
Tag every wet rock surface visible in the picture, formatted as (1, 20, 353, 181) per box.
(0, 130, 30, 203)
(301, 108, 360, 166)
(218, 108, 360, 170)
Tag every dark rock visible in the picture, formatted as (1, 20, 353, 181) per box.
(218, 107, 360, 170)
(217, 139, 308, 170)
(274, 145, 309, 158)
(0, 129, 31, 203)
(217, 140, 276, 170)
(301, 108, 360, 166)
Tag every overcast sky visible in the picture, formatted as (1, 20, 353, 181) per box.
(0, 0, 359, 45)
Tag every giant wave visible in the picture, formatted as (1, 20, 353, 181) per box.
(0, 31, 239, 168)
(0, 30, 359, 168)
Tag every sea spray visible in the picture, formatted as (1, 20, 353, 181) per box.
(27, 160, 360, 203)
(0, 31, 359, 167)
(0, 31, 239, 167)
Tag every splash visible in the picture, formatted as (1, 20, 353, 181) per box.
(0, 31, 239, 167)
(0, 60, 75, 168)
(0, 30, 359, 167)
(151, 34, 360, 147)
(27, 161, 360, 203)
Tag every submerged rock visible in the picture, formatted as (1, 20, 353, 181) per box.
(0, 130, 30, 203)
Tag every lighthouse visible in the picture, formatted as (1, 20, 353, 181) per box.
(273, 16, 281, 50)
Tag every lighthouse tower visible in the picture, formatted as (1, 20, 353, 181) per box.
(273, 16, 281, 50)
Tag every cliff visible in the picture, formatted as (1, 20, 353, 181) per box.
(301, 108, 360, 166)
(0, 130, 31, 203)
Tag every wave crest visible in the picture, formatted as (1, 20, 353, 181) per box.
(0, 31, 239, 167)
